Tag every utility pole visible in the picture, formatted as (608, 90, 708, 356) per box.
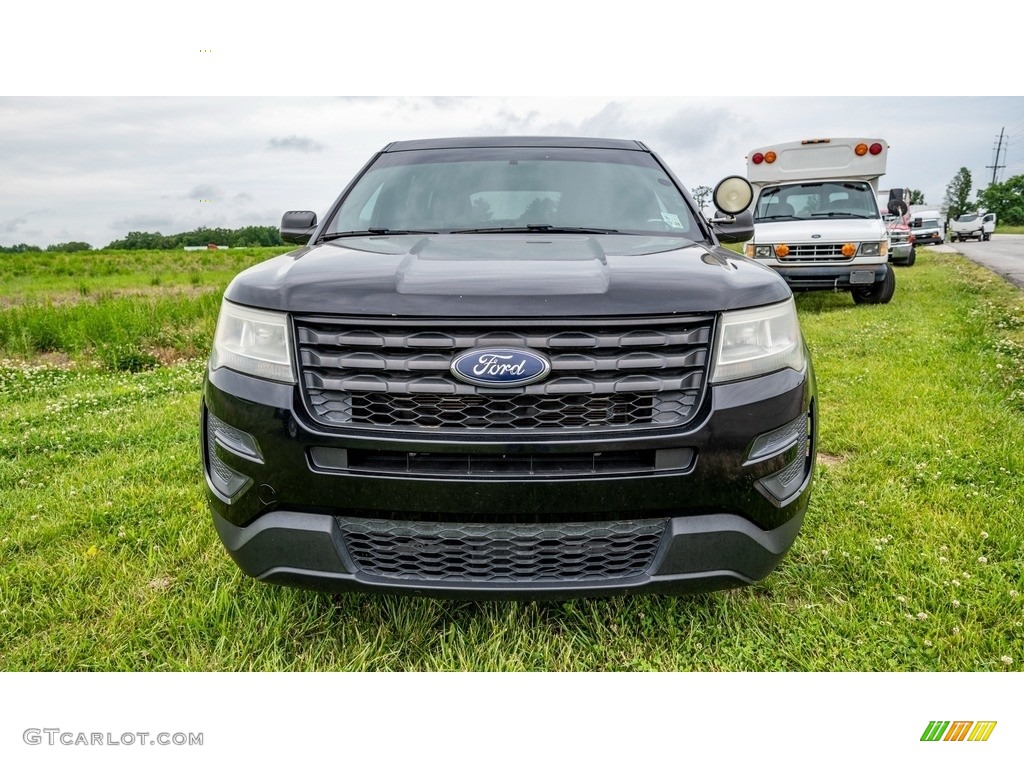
(988, 127, 1006, 185)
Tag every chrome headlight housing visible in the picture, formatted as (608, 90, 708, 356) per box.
(712, 298, 807, 383)
(858, 241, 887, 257)
(210, 301, 295, 383)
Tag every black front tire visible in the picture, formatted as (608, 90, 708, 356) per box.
(852, 264, 896, 305)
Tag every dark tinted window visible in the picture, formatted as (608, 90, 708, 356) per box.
(326, 147, 701, 236)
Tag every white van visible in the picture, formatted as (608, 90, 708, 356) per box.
(910, 210, 944, 245)
(950, 212, 997, 242)
(745, 138, 895, 304)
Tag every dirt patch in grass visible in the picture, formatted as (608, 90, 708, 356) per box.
(817, 452, 845, 467)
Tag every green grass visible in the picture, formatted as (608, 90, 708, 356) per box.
(0, 247, 292, 367)
(0, 247, 1022, 670)
(995, 225, 1024, 235)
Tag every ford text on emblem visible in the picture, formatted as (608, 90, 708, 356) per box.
(450, 348, 551, 388)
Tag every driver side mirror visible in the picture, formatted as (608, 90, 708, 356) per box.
(281, 210, 318, 245)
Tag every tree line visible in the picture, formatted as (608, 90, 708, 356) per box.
(0, 225, 284, 253)
(944, 167, 1024, 225)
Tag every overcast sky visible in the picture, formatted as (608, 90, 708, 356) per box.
(3, 96, 1022, 248)
(2, 1, 1022, 249)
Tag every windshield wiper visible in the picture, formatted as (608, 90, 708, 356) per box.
(757, 214, 800, 221)
(810, 212, 874, 219)
(449, 225, 620, 234)
(320, 228, 438, 241)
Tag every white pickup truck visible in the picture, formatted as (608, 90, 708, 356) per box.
(950, 212, 996, 242)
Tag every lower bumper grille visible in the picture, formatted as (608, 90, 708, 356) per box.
(337, 517, 668, 582)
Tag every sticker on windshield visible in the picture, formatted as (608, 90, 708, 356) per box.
(661, 212, 684, 229)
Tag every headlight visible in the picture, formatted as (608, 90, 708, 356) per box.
(210, 301, 295, 383)
(858, 241, 887, 257)
(711, 298, 806, 383)
(751, 244, 774, 258)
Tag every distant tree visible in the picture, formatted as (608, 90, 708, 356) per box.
(105, 225, 283, 250)
(691, 185, 713, 212)
(471, 197, 494, 222)
(520, 196, 557, 224)
(0, 243, 43, 253)
(45, 241, 93, 252)
(976, 174, 1024, 226)
(943, 167, 976, 220)
(908, 189, 926, 205)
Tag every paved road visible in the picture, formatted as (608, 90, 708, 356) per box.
(931, 234, 1024, 290)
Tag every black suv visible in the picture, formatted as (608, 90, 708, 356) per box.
(202, 137, 817, 598)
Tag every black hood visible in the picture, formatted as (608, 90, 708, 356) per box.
(223, 234, 790, 317)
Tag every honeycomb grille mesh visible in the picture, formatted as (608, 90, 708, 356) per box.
(338, 517, 668, 582)
(295, 319, 712, 432)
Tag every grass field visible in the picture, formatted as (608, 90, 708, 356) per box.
(0, 246, 1022, 671)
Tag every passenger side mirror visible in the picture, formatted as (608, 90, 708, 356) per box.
(887, 189, 909, 217)
(281, 210, 318, 245)
(711, 210, 754, 243)
(712, 176, 754, 215)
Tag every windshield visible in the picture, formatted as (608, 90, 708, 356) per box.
(956, 213, 979, 223)
(324, 147, 701, 238)
(754, 181, 880, 222)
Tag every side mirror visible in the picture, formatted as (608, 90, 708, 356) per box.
(281, 210, 318, 245)
(887, 189, 909, 217)
(711, 210, 754, 243)
(712, 175, 754, 215)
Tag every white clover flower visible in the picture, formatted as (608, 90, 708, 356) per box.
(952, 579, 961, 587)
(978, 556, 988, 564)
(917, 612, 929, 620)
(952, 600, 961, 608)
(981, 531, 989, 539)
(896, 595, 907, 603)
(1011, 590, 1020, 598)
(923, 640, 933, 648)
(1001, 656, 1013, 666)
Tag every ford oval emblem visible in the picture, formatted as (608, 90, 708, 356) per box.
(811, 234, 822, 239)
(451, 347, 551, 388)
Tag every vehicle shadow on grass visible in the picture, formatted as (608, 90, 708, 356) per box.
(794, 292, 863, 316)
(301, 588, 735, 671)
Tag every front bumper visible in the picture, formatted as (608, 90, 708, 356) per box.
(202, 362, 816, 598)
(771, 264, 888, 292)
(889, 241, 913, 264)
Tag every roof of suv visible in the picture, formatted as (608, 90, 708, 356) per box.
(383, 136, 647, 152)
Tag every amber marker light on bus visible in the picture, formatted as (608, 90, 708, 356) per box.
(855, 143, 869, 156)
(764, 151, 777, 163)
(774, 244, 790, 257)
(842, 243, 857, 257)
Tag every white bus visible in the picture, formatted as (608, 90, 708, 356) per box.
(744, 138, 895, 304)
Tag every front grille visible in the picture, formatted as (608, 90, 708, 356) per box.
(783, 243, 853, 261)
(295, 319, 712, 432)
(337, 517, 668, 582)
